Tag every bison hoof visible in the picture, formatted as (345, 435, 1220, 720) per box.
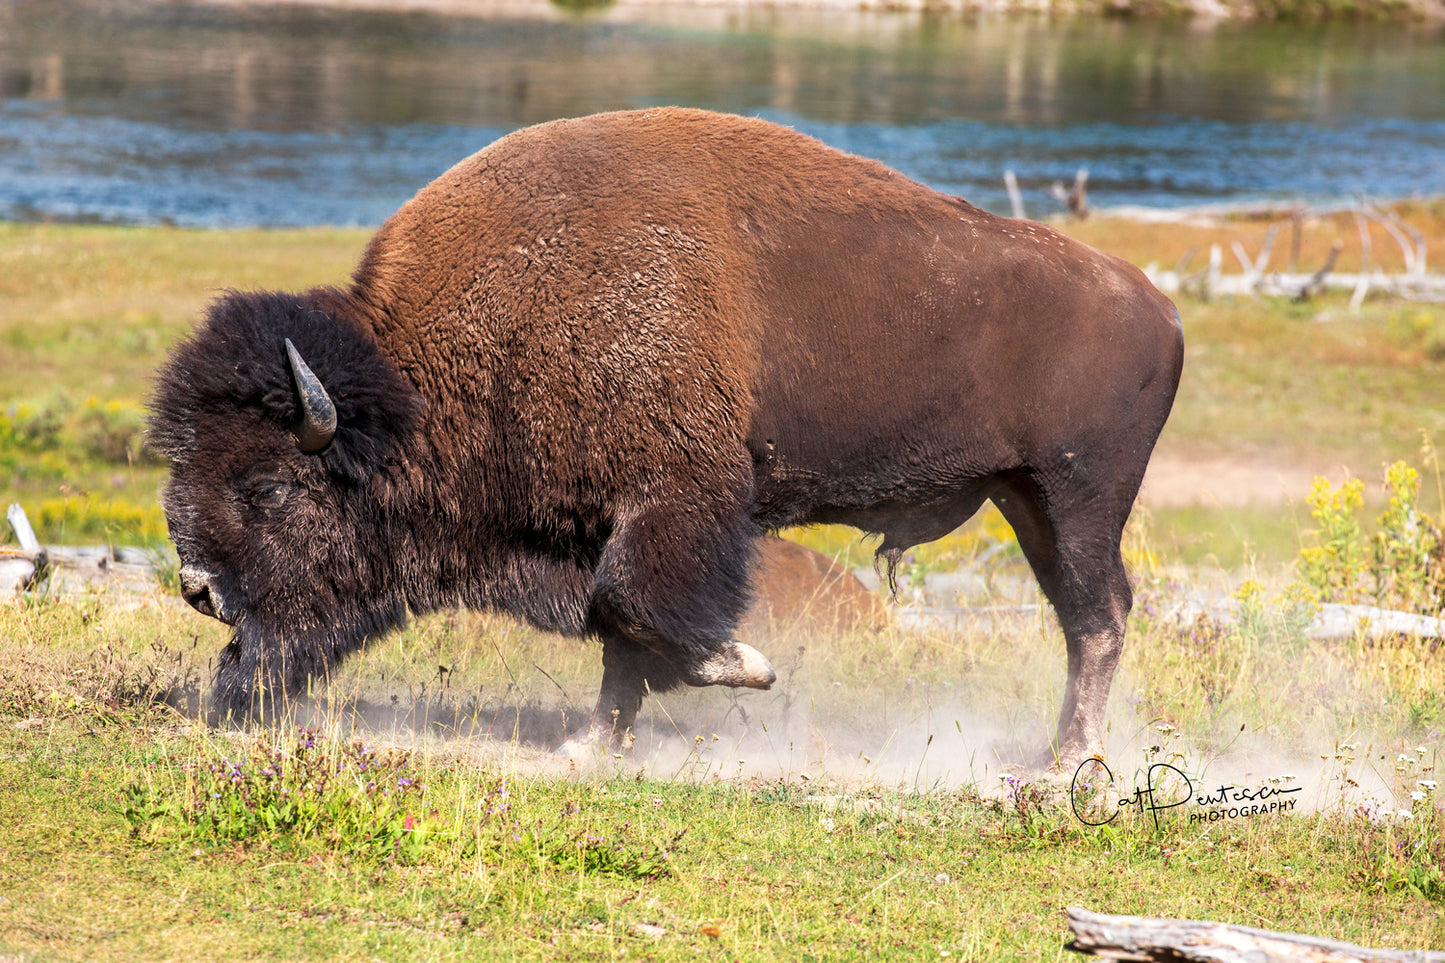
(556, 728, 633, 761)
(683, 642, 776, 690)
(1038, 743, 1102, 775)
(555, 734, 603, 762)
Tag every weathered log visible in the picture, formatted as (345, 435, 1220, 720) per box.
(1004, 169, 1026, 220)
(1161, 592, 1443, 641)
(1296, 240, 1344, 301)
(1065, 906, 1445, 962)
(4, 503, 49, 592)
(3, 505, 164, 597)
(1390, 210, 1427, 275)
(1289, 209, 1305, 273)
(1052, 168, 1090, 218)
(1359, 202, 1426, 276)
(1109, 198, 1430, 304)
(0, 551, 39, 593)
(1350, 209, 1374, 311)
(1142, 267, 1445, 301)
(6, 503, 41, 554)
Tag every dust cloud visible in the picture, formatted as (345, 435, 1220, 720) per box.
(223, 602, 1431, 821)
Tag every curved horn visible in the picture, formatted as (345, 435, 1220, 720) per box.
(284, 338, 336, 453)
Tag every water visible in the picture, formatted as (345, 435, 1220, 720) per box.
(1, 0, 1443, 227)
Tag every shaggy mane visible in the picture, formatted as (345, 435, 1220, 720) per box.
(148, 289, 424, 483)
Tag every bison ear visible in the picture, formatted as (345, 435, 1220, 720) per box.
(285, 338, 337, 453)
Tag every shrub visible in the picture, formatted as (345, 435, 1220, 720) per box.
(75, 397, 159, 465)
(0, 400, 65, 454)
(33, 493, 167, 544)
(1297, 457, 1444, 616)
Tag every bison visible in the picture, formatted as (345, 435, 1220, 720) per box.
(149, 107, 1182, 768)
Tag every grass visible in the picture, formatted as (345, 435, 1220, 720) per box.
(2, 575, 1444, 960)
(4, 206, 1445, 957)
(0, 222, 366, 402)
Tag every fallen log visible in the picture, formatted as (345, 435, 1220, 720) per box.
(1160, 591, 1444, 642)
(1065, 906, 1445, 962)
(1142, 266, 1445, 301)
(4, 503, 49, 592)
(4, 503, 162, 598)
(1131, 193, 1443, 304)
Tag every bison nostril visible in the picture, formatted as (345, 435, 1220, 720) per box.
(179, 567, 223, 621)
(184, 584, 216, 619)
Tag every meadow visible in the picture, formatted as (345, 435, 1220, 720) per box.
(3, 204, 1445, 959)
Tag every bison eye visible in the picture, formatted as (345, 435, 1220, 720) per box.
(243, 475, 293, 510)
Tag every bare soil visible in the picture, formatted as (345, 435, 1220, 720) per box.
(1140, 452, 1350, 508)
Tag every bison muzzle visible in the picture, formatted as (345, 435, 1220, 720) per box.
(148, 107, 1183, 768)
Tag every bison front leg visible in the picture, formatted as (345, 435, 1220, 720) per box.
(558, 636, 778, 758)
(677, 640, 777, 689)
(557, 639, 654, 756)
(559, 494, 773, 756)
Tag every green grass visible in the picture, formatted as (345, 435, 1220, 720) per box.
(1140, 503, 1310, 570)
(1162, 298, 1445, 466)
(0, 222, 367, 403)
(6, 721, 1438, 961)
(1, 587, 1443, 961)
(4, 212, 1445, 957)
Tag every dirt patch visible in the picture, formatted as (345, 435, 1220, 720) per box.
(1139, 452, 1353, 507)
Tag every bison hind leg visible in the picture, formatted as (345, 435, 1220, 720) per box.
(992, 476, 1136, 771)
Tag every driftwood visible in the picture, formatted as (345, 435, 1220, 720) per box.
(1145, 262, 1445, 302)
(1115, 197, 1440, 305)
(4, 502, 49, 591)
(1160, 589, 1444, 642)
(1004, 169, 1026, 219)
(991, 184, 1438, 303)
(4, 503, 160, 597)
(1052, 167, 1090, 218)
(7, 502, 41, 555)
(1066, 907, 1445, 963)
(1296, 240, 1344, 301)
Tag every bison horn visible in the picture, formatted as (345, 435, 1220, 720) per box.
(284, 338, 336, 452)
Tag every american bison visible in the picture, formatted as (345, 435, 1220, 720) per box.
(149, 107, 1182, 767)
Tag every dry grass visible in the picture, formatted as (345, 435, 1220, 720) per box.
(1062, 199, 1445, 279)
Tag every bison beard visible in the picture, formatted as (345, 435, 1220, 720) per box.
(147, 107, 1183, 769)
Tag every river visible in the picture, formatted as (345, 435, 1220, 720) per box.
(1, 0, 1442, 226)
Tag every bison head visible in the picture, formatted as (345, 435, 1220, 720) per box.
(148, 290, 424, 718)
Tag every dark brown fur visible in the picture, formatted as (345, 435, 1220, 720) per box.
(149, 108, 1183, 766)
